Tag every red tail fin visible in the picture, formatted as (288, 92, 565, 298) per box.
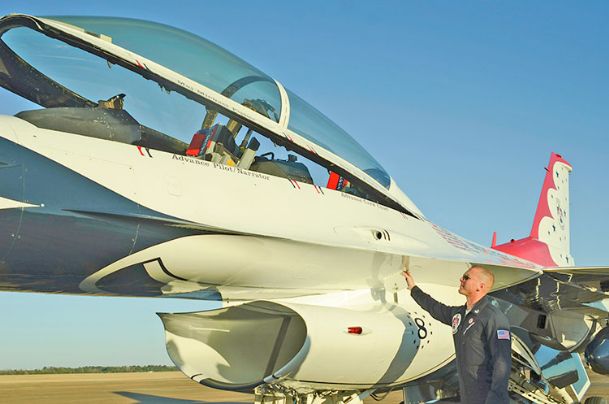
(492, 153, 574, 267)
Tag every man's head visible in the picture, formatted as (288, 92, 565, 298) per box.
(458, 266, 495, 297)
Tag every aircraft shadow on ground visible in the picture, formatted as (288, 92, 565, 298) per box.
(116, 391, 250, 404)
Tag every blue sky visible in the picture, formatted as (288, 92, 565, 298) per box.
(0, 1, 607, 369)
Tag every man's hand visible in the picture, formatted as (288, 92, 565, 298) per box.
(402, 270, 416, 290)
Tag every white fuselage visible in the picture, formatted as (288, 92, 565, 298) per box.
(0, 115, 541, 389)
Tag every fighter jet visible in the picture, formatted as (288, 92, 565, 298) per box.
(0, 14, 607, 403)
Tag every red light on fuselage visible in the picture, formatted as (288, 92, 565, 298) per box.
(347, 326, 363, 335)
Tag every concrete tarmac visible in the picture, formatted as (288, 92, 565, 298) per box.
(0, 371, 606, 403)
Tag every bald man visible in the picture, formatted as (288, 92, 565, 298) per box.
(402, 266, 511, 404)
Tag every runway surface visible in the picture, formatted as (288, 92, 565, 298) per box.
(0, 371, 607, 403)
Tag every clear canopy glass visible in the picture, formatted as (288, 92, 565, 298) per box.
(286, 90, 390, 188)
(50, 16, 282, 123)
(45, 16, 391, 188)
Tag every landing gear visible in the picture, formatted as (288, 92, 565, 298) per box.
(584, 397, 609, 404)
(253, 385, 372, 404)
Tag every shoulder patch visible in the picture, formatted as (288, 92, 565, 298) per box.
(497, 329, 511, 340)
(451, 313, 462, 334)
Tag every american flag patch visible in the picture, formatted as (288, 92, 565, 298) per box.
(497, 329, 510, 340)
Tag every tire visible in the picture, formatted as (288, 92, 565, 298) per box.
(585, 397, 609, 404)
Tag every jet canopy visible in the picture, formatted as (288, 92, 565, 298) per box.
(48, 16, 391, 188)
(0, 14, 421, 215)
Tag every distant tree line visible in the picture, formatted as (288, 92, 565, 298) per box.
(0, 365, 177, 375)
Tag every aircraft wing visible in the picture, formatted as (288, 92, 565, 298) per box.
(545, 266, 609, 284)
(545, 266, 609, 313)
(494, 267, 609, 314)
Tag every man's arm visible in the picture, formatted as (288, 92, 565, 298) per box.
(402, 270, 459, 326)
(484, 311, 512, 403)
(410, 286, 459, 326)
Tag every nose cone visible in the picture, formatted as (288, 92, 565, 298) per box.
(585, 327, 609, 374)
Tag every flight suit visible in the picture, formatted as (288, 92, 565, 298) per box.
(410, 286, 511, 404)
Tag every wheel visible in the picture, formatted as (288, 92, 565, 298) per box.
(584, 397, 609, 404)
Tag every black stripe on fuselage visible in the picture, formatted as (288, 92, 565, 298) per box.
(0, 136, 203, 295)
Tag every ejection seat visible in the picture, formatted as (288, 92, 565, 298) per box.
(186, 123, 260, 169)
(187, 124, 239, 164)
